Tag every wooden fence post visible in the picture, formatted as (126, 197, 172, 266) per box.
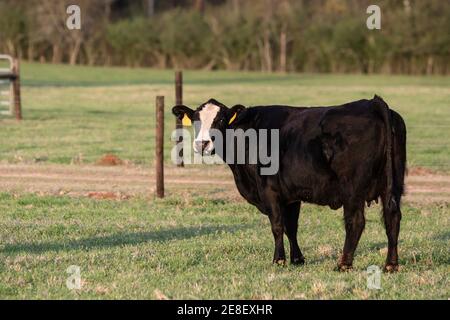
(155, 96, 164, 198)
(12, 58, 22, 121)
(175, 71, 184, 167)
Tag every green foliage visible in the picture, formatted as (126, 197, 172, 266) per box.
(302, 24, 335, 73)
(333, 18, 389, 73)
(0, 2, 28, 55)
(158, 9, 213, 68)
(106, 18, 160, 66)
(106, 10, 213, 69)
(209, 13, 263, 70)
(1, 0, 449, 74)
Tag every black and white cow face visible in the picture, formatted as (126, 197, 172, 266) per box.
(172, 99, 245, 155)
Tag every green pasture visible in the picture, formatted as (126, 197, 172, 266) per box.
(0, 63, 448, 171)
(0, 193, 448, 299)
(0, 64, 448, 300)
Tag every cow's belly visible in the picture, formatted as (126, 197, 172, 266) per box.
(280, 170, 342, 209)
(278, 143, 343, 209)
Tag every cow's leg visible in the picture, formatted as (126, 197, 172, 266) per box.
(338, 200, 365, 271)
(283, 202, 305, 265)
(268, 203, 286, 265)
(382, 200, 402, 272)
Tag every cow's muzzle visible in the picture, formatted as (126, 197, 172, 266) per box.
(194, 140, 212, 155)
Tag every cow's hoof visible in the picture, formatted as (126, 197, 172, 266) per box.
(384, 264, 399, 273)
(291, 257, 305, 265)
(273, 259, 286, 266)
(337, 264, 353, 272)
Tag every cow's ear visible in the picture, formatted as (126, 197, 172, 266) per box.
(172, 105, 194, 126)
(228, 104, 246, 125)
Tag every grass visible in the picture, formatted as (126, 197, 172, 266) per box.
(0, 63, 449, 299)
(0, 62, 448, 171)
(0, 193, 448, 299)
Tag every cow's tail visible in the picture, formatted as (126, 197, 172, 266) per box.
(373, 95, 406, 212)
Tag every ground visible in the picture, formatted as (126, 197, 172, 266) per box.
(0, 63, 448, 299)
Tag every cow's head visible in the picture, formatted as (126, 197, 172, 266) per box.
(172, 99, 245, 155)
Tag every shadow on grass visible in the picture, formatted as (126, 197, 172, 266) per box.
(2, 224, 253, 255)
(433, 230, 450, 241)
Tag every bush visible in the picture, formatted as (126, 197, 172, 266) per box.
(4, 0, 450, 74)
(107, 18, 161, 67)
(209, 13, 262, 70)
(157, 9, 213, 69)
(333, 18, 389, 73)
(0, 2, 28, 56)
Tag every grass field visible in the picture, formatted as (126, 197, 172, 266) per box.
(0, 192, 448, 299)
(0, 63, 449, 299)
(0, 63, 449, 171)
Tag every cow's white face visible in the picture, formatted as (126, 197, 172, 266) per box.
(193, 103, 220, 154)
(172, 99, 246, 155)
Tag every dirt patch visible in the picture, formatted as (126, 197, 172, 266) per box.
(96, 154, 123, 166)
(408, 166, 436, 176)
(87, 191, 131, 200)
(0, 164, 449, 203)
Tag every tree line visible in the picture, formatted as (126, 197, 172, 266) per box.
(0, 0, 448, 74)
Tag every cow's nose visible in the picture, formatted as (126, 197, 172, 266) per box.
(195, 140, 210, 153)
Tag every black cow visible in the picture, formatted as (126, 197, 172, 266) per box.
(172, 95, 407, 272)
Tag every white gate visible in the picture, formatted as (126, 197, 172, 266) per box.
(0, 54, 21, 119)
(0, 55, 14, 116)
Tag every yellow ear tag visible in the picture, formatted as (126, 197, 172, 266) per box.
(228, 113, 237, 125)
(182, 114, 192, 126)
